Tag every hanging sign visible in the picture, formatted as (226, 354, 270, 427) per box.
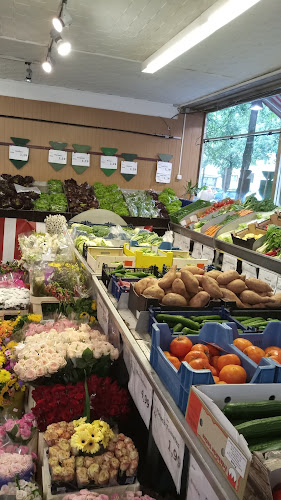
(128, 354, 153, 428)
(187, 455, 219, 500)
(152, 393, 184, 493)
(192, 242, 203, 259)
(202, 245, 215, 265)
(258, 268, 278, 292)
(9, 138, 30, 169)
(48, 149, 67, 165)
(156, 161, 172, 183)
(72, 144, 91, 174)
(100, 156, 118, 176)
(221, 253, 237, 272)
(97, 293, 109, 336)
(121, 160, 138, 181)
(242, 261, 257, 278)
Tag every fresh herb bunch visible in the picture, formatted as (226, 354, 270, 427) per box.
(244, 195, 276, 212)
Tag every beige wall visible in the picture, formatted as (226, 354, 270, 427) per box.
(0, 96, 205, 196)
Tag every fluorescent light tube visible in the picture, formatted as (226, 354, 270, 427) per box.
(142, 0, 262, 73)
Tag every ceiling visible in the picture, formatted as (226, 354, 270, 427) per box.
(0, 0, 280, 107)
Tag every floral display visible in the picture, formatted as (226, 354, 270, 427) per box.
(14, 324, 118, 383)
(0, 261, 25, 276)
(32, 375, 130, 431)
(25, 317, 78, 337)
(0, 341, 25, 407)
(0, 479, 42, 500)
(18, 232, 74, 265)
(0, 287, 29, 309)
(1, 413, 36, 444)
(0, 318, 18, 345)
(0, 453, 34, 486)
(62, 491, 155, 500)
(71, 419, 114, 455)
(44, 214, 67, 234)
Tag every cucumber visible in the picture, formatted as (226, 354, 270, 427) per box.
(201, 319, 226, 324)
(223, 401, 281, 420)
(182, 327, 199, 335)
(190, 315, 221, 323)
(249, 437, 281, 452)
(235, 415, 281, 439)
(233, 316, 252, 321)
(155, 314, 200, 331)
(173, 323, 183, 333)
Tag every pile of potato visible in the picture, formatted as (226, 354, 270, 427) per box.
(134, 266, 280, 308)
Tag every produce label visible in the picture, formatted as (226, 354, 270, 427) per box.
(97, 293, 109, 336)
(192, 241, 203, 259)
(152, 393, 184, 493)
(202, 245, 214, 264)
(128, 354, 153, 429)
(121, 160, 138, 181)
(156, 161, 172, 183)
(9, 145, 29, 161)
(242, 262, 257, 278)
(258, 268, 278, 292)
(100, 155, 118, 177)
(187, 455, 219, 500)
(221, 253, 237, 272)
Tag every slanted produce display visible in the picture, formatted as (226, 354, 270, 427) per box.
(64, 178, 99, 213)
(93, 182, 129, 216)
(123, 190, 160, 218)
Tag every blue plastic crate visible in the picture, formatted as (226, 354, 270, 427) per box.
(180, 199, 193, 207)
(111, 275, 139, 301)
(150, 322, 275, 415)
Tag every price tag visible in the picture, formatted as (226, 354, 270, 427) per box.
(192, 242, 202, 259)
(48, 149, 67, 164)
(225, 438, 247, 478)
(156, 161, 172, 183)
(202, 246, 214, 265)
(258, 268, 278, 292)
(275, 277, 281, 295)
(221, 253, 237, 272)
(128, 355, 153, 429)
(121, 161, 137, 175)
(242, 261, 257, 278)
(97, 293, 109, 335)
(9, 145, 29, 161)
(174, 233, 190, 251)
(72, 152, 90, 167)
(152, 393, 184, 493)
(187, 455, 219, 500)
(101, 155, 118, 170)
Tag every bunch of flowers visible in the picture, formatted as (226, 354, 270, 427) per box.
(1, 413, 36, 444)
(62, 491, 155, 500)
(0, 261, 25, 276)
(71, 419, 114, 455)
(0, 341, 25, 407)
(0, 453, 34, 486)
(18, 232, 74, 265)
(0, 479, 42, 500)
(32, 375, 130, 431)
(25, 317, 78, 337)
(0, 318, 19, 345)
(0, 287, 30, 309)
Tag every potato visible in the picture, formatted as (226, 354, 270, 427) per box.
(134, 277, 155, 295)
(240, 290, 272, 305)
(194, 274, 203, 285)
(251, 303, 266, 309)
(198, 286, 203, 292)
(172, 278, 190, 299)
(259, 292, 273, 297)
(161, 293, 188, 307)
(189, 291, 210, 308)
(265, 293, 281, 308)
(181, 266, 205, 275)
(220, 288, 245, 308)
(217, 270, 239, 285)
(240, 274, 246, 281)
(226, 279, 246, 294)
(142, 285, 165, 300)
(181, 270, 199, 295)
(245, 277, 273, 294)
(158, 265, 177, 290)
(205, 270, 222, 279)
(176, 272, 182, 279)
(201, 276, 223, 299)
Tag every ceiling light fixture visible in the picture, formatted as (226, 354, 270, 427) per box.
(142, 0, 262, 74)
(52, 0, 72, 33)
(42, 53, 55, 73)
(50, 29, 71, 56)
(250, 100, 263, 111)
(25, 62, 32, 82)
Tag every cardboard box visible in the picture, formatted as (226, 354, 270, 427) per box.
(232, 223, 266, 250)
(186, 384, 281, 499)
(87, 246, 135, 274)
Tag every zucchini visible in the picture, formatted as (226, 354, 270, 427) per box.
(155, 314, 199, 331)
(249, 438, 281, 452)
(190, 315, 221, 323)
(223, 401, 281, 420)
(173, 323, 183, 333)
(235, 415, 281, 439)
(233, 316, 252, 321)
(201, 319, 226, 324)
(182, 327, 199, 335)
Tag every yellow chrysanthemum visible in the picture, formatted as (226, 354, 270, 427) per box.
(28, 314, 42, 323)
(76, 423, 93, 433)
(71, 430, 91, 451)
(0, 354, 6, 367)
(73, 417, 87, 428)
(6, 341, 17, 349)
(0, 369, 11, 384)
(92, 431, 103, 443)
(83, 439, 100, 454)
(91, 300, 97, 311)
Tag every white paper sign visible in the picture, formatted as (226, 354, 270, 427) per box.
(101, 156, 118, 170)
(225, 438, 247, 479)
(192, 242, 203, 259)
(48, 149, 67, 164)
(173, 233, 190, 251)
(222, 253, 237, 272)
(9, 145, 29, 161)
(97, 293, 109, 336)
(152, 394, 184, 493)
(72, 152, 90, 167)
(258, 268, 278, 292)
(202, 246, 214, 264)
(128, 355, 153, 429)
(242, 261, 257, 278)
(187, 455, 219, 500)
(275, 277, 281, 295)
(121, 161, 137, 175)
(156, 161, 172, 183)
(14, 184, 40, 194)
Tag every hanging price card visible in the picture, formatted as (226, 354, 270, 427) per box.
(192, 242, 202, 259)
(152, 394, 184, 493)
(48, 149, 67, 164)
(9, 145, 29, 161)
(101, 156, 118, 170)
(187, 455, 219, 500)
(221, 253, 237, 272)
(72, 152, 90, 167)
(242, 262, 257, 278)
(97, 293, 109, 336)
(121, 161, 138, 175)
(156, 161, 172, 183)
(128, 355, 153, 428)
(258, 268, 278, 292)
(202, 246, 214, 265)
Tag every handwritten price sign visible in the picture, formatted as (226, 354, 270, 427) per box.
(9, 145, 29, 161)
(128, 355, 153, 428)
(72, 152, 90, 167)
(48, 149, 67, 164)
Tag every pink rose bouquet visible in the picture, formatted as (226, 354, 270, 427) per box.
(0, 453, 34, 486)
(1, 413, 37, 444)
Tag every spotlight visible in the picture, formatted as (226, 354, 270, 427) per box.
(42, 54, 55, 73)
(50, 29, 71, 56)
(250, 100, 263, 111)
(52, 1, 72, 33)
(25, 62, 32, 82)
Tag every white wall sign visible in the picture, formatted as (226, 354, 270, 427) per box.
(242, 261, 257, 278)
(156, 161, 172, 183)
(48, 149, 67, 164)
(221, 253, 237, 272)
(276, 277, 281, 295)
(258, 268, 278, 292)
(187, 455, 219, 500)
(128, 355, 153, 428)
(9, 145, 29, 161)
(97, 293, 109, 336)
(202, 246, 214, 264)
(101, 155, 118, 170)
(72, 152, 90, 167)
(192, 241, 203, 259)
(152, 393, 184, 493)
(121, 161, 137, 175)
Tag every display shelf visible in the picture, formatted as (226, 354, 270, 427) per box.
(0, 209, 72, 222)
(0, 308, 28, 318)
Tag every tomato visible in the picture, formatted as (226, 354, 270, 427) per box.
(217, 354, 241, 372)
(265, 346, 281, 354)
(184, 350, 209, 363)
(163, 351, 171, 358)
(210, 355, 220, 369)
(265, 349, 281, 363)
(168, 355, 181, 370)
(189, 358, 210, 370)
(191, 344, 209, 358)
(233, 338, 253, 352)
(170, 337, 192, 358)
(269, 355, 281, 364)
(219, 365, 247, 384)
(243, 346, 265, 364)
(209, 365, 218, 377)
(208, 345, 220, 356)
(213, 376, 220, 383)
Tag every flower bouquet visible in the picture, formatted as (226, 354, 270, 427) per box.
(2, 413, 37, 444)
(0, 341, 26, 411)
(0, 479, 42, 500)
(62, 491, 155, 500)
(0, 453, 34, 487)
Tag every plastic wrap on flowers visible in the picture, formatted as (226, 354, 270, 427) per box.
(18, 231, 75, 266)
(0, 413, 37, 445)
(0, 479, 42, 500)
(0, 452, 35, 487)
(0, 273, 30, 309)
(62, 491, 155, 500)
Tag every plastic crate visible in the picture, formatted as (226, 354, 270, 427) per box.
(180, 199, 193, 207)
(111, 275, 139, 301)
(150, 322, 275, 415)
(101, 264, 161, 288)
(230, 310, 281, 331)
(124, 243, 174, 268)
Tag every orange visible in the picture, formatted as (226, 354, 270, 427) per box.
(217, 354, 241, 372)
(210, 355, 220, 369)
(233, 338, 253, 352)
(191, 344, 209, 358)
(209, 365, 218, 377)
(219, 365, 247, 384)
(243, 346, 265, 364)
(265, 349, 281, 363)
(208, 345, 220, 357)
(216, 381, 227, 384)
(170, 337, 192, 358)
(213, 376, 220, 383)
(168, 355, 181, 370)
(188, 358, 210, 370)
(184, 350, 209, 363)
(265, 346, 281, 354)
(163, 351, 171, 358)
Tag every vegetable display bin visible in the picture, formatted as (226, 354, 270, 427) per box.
(150, 322, 275, 415)
(87, 246, 135, 274)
